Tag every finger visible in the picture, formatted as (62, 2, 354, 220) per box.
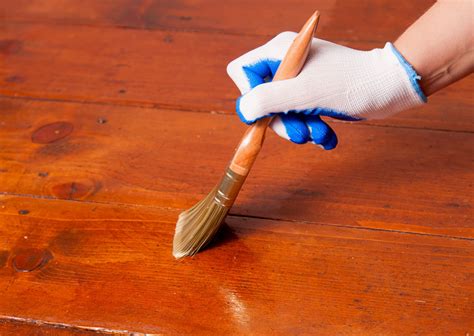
(244, 60, 282, 88)
(227, 31, 296, 94)
(270, 113, 310, 144)
(227, 57, 268, 94)
(305, 115, 338, 150)
(228, 59, 283, 94)
(237, 78, 300, 123)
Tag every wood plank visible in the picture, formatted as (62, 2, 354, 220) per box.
(1, 98, 472, 238)
(0, 195, 472, 335)
(1, 0, 435, 42)
(0, 318, 123, 335)
(0, 22, 472, 132)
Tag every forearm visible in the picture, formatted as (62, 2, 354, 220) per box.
(394, 0, 474, 96)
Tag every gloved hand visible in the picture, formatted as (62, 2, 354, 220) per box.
(227, 32, 426, 149)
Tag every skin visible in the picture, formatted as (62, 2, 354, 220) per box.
(394, 0, 474, 96)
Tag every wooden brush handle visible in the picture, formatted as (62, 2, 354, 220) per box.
(229, 11, 320, 175)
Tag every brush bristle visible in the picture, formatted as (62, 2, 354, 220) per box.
(172, 186, 229, 259)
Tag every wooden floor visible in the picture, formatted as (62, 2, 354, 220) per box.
(1, 1, 473, 335)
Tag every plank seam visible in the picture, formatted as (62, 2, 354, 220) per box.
(0, 191, 180, 212)
(229, 213, 474, 242)
(2, 18, 389, 43)
(1, 94, 472, 134)
(0, 315, 143, 335)
(2, 192, 472, 242)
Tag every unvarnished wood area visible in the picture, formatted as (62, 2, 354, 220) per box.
(0, 0, 473, 335)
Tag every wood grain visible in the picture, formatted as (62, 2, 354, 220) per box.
(1, 98, 472, 238)
(1, 0, 435, 42)
(0, 22, 472, 132)
(1, 1, 473, 334)
(0, 195, 472, 335)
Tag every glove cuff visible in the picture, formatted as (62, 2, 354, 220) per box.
(386, 42, 427, 103)
(356, 42, 427, 120)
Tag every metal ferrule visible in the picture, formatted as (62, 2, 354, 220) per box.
(214, 168, 247, 207)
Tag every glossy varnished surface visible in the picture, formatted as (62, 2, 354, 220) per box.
(1, 5, 472, 132)
(1, 196, 473, 335)
(1, 0, 435, 40)
(0, 0, 473, 334)
(1, 98, 472, 238)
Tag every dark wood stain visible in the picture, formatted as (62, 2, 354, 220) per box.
(0, 39, 22, 55)
(48, 229, 83, 256)
(163, 34, 173, 43)
(12, 248, 53, 272)
(293, 189, 324, 197)
(51, 181, 100, 200)
(0, 250, 9, 268)
(35, 140, 83, 157)
(31, 122, 74, 144)
(5, 75, 25, 83)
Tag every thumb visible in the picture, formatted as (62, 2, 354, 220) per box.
(236, 78, 299, 124)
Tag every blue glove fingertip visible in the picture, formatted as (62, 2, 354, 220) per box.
(306, 115, 338, 150)
(281, 113, 310, 144)
(321, 132, 338, 150)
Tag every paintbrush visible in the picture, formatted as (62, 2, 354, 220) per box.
(173, 11, 320, 258)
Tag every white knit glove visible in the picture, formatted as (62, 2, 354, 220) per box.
(227, 32, 426, 149)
